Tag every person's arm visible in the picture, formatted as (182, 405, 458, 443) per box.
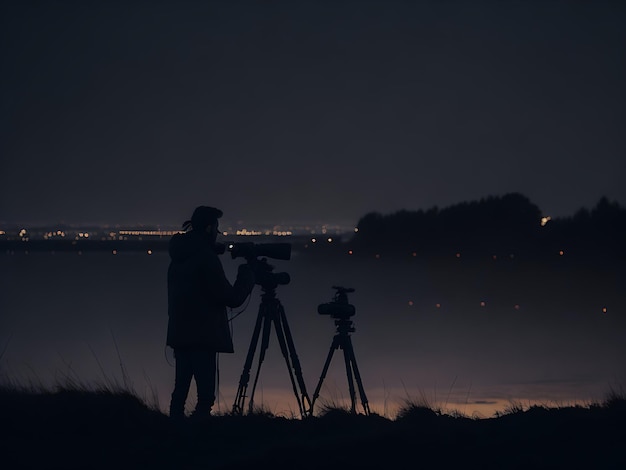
(204, 255, 255, 308)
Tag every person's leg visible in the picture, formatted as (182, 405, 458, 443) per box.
(170, 349, 193, 419)
(191, 350, 216, 417)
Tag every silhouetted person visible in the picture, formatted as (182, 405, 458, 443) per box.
(167, 206, 255, 421)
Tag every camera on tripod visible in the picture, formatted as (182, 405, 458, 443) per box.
(225, 241, 291, 288)
(232, 240, 311, 417)
(317, 286, 356, 319)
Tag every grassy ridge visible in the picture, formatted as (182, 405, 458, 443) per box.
(2, 384, 625, 469)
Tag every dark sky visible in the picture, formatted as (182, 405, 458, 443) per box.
(2, 0, 624, 228)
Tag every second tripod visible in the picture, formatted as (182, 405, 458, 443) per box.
(311, 286, 370, 415)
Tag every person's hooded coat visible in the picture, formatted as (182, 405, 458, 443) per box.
(166, 230, 255, 352)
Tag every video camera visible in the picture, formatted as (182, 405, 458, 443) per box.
(318, 286, 356, 319)
(221, 241, 292, 289)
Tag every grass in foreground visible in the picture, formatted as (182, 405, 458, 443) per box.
(1, 382, 625, 470)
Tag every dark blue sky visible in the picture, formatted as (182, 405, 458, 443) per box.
(1, 0, 624, 227)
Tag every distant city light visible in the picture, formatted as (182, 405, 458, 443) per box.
(348, 250, 353, 255)
(514, 304, 520, 310)
(119, 230, 182, 236)
(147, 250, 152, 255)
(311, 238, 317, 243)
(112, 250, 117, 255)
(456, 253, 461, 258)
(541, 216, 552, 226)
(408, 301, 414, 306)
(435, 303, 441, 308)
(236, 229, 263, 236)
(559, 250, 564, 256)
(354, 227, 359, 233)
(480, 301, 486, 307)
(602, 307, 607, 314)
(327, 238, 332, 242)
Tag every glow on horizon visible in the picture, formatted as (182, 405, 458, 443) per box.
(152, 386, 599, 420)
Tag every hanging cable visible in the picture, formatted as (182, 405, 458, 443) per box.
(228, 291, 253, 323)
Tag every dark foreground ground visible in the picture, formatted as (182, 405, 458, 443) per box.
(1, 387, 625, 470)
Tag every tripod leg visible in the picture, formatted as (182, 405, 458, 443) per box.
(341, 339, 358, 414)
(311, 335, 340, 414)
(273, 310, 305, 417)
(232, 304, 265, 415)
(278, 304, 312, 415)
(247, 306, 273, 413)
(344, 336, 370, 415)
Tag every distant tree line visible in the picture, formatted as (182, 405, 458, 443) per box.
(349, 193, 626, 262)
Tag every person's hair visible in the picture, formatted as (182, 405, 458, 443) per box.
(182, 206, 223, 231)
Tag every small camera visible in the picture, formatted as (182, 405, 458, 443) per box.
(318, 286, 356, 319)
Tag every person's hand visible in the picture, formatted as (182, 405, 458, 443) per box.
(237, 263, 255, 284)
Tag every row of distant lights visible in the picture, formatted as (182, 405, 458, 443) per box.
(8, 247, 569, 259)
(118, 230, 182, 236)
(308, 226, 571, 258)
(5, 249, 155, 256)
(405, 300, 609, 314)
(232, 229, 293, 236)
(340, 250, 567, 258)
(407, 300, 522, 309)
(4, 219, 553, 240)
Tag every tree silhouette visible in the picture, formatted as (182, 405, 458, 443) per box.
(350, 193, 625, 263)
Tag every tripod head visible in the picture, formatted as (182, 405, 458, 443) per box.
(249, 257, 290, 291)
(318, 286, 356, 319)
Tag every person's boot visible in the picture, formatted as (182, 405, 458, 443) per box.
(189, 403, 211, 422)
(169, 400, 186, 423)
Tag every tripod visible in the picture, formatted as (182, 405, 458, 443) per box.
(232, 281, 312, 417)
(311, 317, 370, 415)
